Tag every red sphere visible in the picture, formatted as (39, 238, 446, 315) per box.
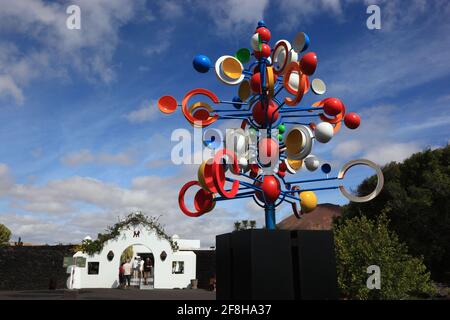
(254, 43, 271, 59)
(323, 98, 343, 116)
(300, 52, 318, 76)
(255, 175, 281, 203)
(250, 72, 262, 93)
(256, 27, 271, 42)
(344, 112, 361, 129)
(252, 100, 279, 126)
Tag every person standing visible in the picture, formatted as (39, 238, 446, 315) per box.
(123, 259, 132, 288)
(143, 257, 152, 285)
(139, 257, 144, 280)
(132, 257, 139, 280)
(119, 262, 125, 288)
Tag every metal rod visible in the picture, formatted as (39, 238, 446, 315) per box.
(265, 203, 276, 230)
(287, 176, 339, 184)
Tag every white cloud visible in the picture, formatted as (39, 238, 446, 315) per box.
(201, 0, 269, 33)
(124, 100, 159, 123)
(332, 140, 362, 159)
(363, 142, 421, 164)
(0, 75, 24, 105)
(0, 0, 146, 104)
(61, 149, 135, 166)
(0, 164, 238, 246)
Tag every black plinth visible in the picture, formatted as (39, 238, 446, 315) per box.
(216, 229, 338, 300)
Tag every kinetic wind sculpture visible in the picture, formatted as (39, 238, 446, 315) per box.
(157, 21, 384, 229)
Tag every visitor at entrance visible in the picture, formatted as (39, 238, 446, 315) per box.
(123, 259, 132, 288)
(139, 258, 144, 279)
(119, 262, 125, 288)
(132, 257, 140, 280)
(143, 257, 152, 285)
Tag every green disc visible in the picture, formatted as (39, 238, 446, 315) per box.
(278, 123, 286, 134)
(277, 134, 283, 141)
(235, 48, 251, 64)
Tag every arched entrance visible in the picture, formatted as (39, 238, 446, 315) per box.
(119, 243, 155, 289)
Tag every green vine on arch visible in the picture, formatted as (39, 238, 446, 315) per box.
(75, 212, 179, 255)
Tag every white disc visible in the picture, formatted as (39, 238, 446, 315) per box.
(250, 33, 259, 51)
(214, 55, 245, 85)
(311, 78, 326, 95)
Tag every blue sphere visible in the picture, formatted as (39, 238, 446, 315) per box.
(193, 54, 211, 73)
(321, 163, 332, 174)
(232, 96, 242, 109)
(257, 20, 266, 28)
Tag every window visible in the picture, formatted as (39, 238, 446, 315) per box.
(107, 251, 114, 261)
(88, 262, 99, 275)
(172, 261, 184, 274)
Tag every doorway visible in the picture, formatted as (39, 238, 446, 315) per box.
(119, 244, 154, 289)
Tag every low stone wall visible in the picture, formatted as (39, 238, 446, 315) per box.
(0, 245, 75, 291)
(0, 246, 216, 291)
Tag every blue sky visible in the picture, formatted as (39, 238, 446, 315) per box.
(0, 0, 449, 246)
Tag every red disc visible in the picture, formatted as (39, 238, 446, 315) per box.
(255, 175, 281, 204)
(323, 98, 343, 116)
(193, 109, 210, 121)
(194, 189, 215, 212)
(179, 181, 211, 217)
(212, 149, 240, 198)
(252, 99, 279, 126)
(344, 112, 361, 129)
(299, 52, 317, 76)
(256, 27, 271, 42)
(158, 95, 178, 114)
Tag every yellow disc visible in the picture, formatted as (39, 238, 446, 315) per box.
(287, 158, 303, 171)
(285, 128, 304, 155)
(238, 80, 251, 101)
(198, 161, 209, 191)
(267, 66, 275, 98)
(222, 57, 243, 80)
(300, 191, 317, 213)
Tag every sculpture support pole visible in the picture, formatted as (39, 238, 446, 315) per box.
(265, 203, 276, 230)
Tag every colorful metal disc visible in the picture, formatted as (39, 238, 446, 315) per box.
(157, 95, 178, 114)
(235, 48, 251, 64)
(215, 55, 245, 85)
(238, 80, 251, 101)
(311, 78, 326, 95)
(292, 32, 310, 53)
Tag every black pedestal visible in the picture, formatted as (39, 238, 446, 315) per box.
(216, 229, 338, 300)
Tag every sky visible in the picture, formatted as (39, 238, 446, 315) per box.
(0, 0, 449, 247)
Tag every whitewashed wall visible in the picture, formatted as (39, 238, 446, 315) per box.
(70, 227, 198, 289)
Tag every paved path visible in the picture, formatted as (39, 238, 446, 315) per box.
(0, 288, 216, 300)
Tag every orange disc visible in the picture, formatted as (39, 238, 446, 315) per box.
(158, 95, 178, 114)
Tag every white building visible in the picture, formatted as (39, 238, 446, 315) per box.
(67, 220, 200, 290)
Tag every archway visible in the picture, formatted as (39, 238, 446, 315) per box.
(118, 243, 155, 289)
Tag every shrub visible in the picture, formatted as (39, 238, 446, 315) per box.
(334, 212, 436, 299)
(0, 224, 11, 246)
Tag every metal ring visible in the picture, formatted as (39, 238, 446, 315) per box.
(284, 125, 313, 160)
(337, 159, 384, 202)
